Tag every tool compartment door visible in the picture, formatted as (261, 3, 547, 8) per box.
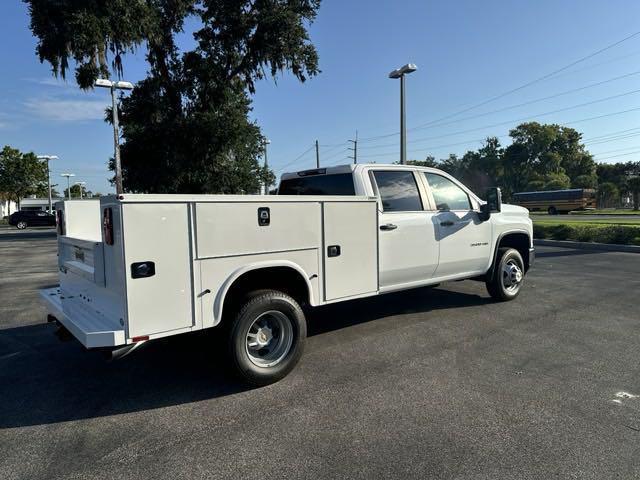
(123, 203, 193, 338)
(323, 201, 378, 301)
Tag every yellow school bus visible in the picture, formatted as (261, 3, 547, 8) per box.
(512, 188, 596, 215)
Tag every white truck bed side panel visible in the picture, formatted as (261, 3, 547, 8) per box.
(195, 202, 321, 259)
(323, 202, 378, 301)
(199, 249, 320, 328)
(122, 203, 194, 338)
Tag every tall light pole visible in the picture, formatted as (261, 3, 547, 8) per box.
(388, 63, 417, 165)
(37, 155, 58, 213)
(262, 138, 271, 194)
(61, 173, 75, 199)
(74, 182, 87, 199)
(95, 79, 134, 194)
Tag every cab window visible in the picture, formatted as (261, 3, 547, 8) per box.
(424, 173, 471, 211)
(371, 171, 423, 212)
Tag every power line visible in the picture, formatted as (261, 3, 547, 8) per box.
(405, 29, 640, 132)
(357, 108, 640, 160)
(276, 144, 315, 173)
(400, 92, 640, 148)
(409, 70, 640, 133)
(357, 30, 640, 143)
(591, 145, 640, 156)
(594, 150, 640, 161)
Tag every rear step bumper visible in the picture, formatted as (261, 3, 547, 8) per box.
(39, 286, 126, 348)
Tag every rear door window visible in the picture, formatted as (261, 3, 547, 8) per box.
(278, 173, 355, 195)
(371, 171, 423, 212)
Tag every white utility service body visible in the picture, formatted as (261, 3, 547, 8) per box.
(42, 194, 380, 348)
(41, 164, 533, 383)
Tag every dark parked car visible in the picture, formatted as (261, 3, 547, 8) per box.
(8, 210, 56, 229)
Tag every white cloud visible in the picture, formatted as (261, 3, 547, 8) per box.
(24, 98, 107, 122)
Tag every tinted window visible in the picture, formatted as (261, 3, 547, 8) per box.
(279, 173, 355, 195)
(372, 171, 423, 212)
(424, 173, 471, 211)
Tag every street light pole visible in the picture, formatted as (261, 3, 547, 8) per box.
(388, 63, 417, 165)
(61, 173, 75, 199)
(37, 155, 58, 213)
(95, 79, 134, 194)
(262, 138, 271, 194)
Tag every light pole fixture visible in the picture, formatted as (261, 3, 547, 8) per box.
(37, 154, 58, 213)
(95, 78, 134, 194)
(74, 181, 87, 199)
(388, 63, 417, 165)
(60, 173, 75, 199)
(262, 138, 271, 194)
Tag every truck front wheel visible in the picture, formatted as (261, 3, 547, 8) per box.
(226, 290, 306, 386)
(485, 248, 525, 301)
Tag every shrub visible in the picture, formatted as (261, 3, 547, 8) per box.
(533, 223, 640, 245)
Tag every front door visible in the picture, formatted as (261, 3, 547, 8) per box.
(422, 172, 492, 277)
(370, 169, 439, 289)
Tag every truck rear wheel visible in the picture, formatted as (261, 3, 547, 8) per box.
(226, 290, 306, 386)
(486, 248, 525, 301)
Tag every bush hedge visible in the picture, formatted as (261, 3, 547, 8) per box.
(533, 223, 640, 246)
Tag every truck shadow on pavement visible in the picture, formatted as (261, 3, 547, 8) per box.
(0, 286, 489, 428)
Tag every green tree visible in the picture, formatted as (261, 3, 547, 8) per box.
(25, 0, 321, 194)
(502, 122, 595, 195)
(572, 173, 598, 189)
(597, 182, 619, 209)
(627, 176, 640, 211)
(0, 146, 48, 209)
(407, 155, 438, 168)
(64, 184, 92, 199)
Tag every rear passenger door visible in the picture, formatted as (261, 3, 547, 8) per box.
(370, 169, 439, 289)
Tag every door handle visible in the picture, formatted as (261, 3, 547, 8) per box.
(439, 221, 455, 227)
(380, 223, 398, 231)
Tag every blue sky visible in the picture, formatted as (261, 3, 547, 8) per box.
(1, 0, 640, 194)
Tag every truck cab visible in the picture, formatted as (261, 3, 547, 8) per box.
(279, 163, 534, 292)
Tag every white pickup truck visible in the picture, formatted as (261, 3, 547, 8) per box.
(41, 163, 534, 385)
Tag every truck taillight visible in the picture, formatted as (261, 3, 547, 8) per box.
(103, 208, 114, 245)
(56, 210, 65, 235)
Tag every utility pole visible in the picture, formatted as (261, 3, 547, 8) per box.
(262, 138, 271, 194)
(348, 131, 358, 164)
(315, 140, 320, 168)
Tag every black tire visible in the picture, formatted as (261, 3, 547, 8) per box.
(486, 247, 525, 301)
(16, 220, 28, 229)
(547, 206, 557, 215)
(226, 290, 306, 386)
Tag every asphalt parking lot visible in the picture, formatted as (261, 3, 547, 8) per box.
(1, 233, 639, 479)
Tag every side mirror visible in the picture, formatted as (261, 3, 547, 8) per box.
(486, 187, 502, 213)
(479, 187, 502, 221)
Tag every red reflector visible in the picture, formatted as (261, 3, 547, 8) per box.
(132, 335, 149, 343)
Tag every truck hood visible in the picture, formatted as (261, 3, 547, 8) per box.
(500, 203, 529, 217)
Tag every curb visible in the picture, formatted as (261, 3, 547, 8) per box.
(534, 238, 640, 254)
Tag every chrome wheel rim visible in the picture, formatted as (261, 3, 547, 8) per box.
(502, 259, 523, 293)
(17, 221, 27, 229)
(245, 311, 293, 368)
